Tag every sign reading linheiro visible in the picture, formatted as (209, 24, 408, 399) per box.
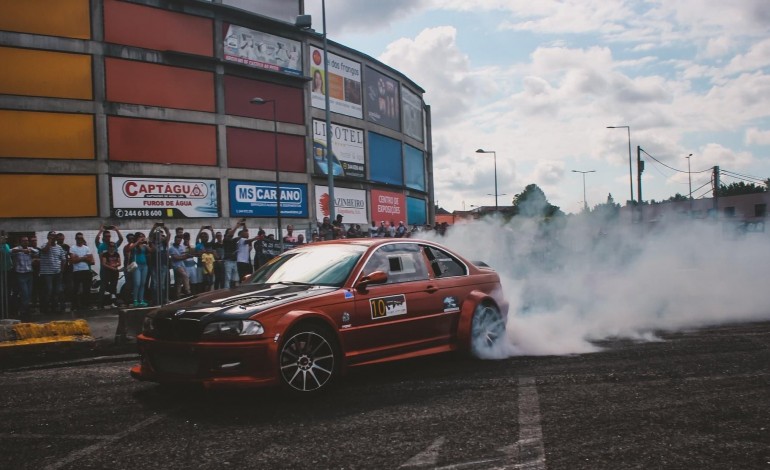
(315, 185, 368, 224)
(111, 177, 219, 219)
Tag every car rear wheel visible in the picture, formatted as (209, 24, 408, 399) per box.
(279, 326, 338, 393)
(470, 303, 505, 358)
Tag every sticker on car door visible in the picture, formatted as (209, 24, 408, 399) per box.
(370, 294, 407, 319)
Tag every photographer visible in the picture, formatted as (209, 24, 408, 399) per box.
(148, 222, 170, 305)
(126, 232, 152, 307)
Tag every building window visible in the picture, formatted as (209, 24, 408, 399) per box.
(755, 204, 766, 218)
(724, 207, 735, 217)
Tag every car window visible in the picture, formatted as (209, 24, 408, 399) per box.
(363, 243, 429, 284)
(251, 244, 366, 287)
(423, 245, 467, 278)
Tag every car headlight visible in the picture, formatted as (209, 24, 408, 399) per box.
(142, 316, 155, 336)
(202, 320, 265, 338)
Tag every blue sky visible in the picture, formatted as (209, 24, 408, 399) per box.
(305, 0, 770, 213)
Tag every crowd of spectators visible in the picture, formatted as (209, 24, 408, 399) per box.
(0, 218, 449, 321)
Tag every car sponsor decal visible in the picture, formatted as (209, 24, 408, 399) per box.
(443, 296, 460, 313)
(344, 291, 354, 300)
(370, 294, 407, 319)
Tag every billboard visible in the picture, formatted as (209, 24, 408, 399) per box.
(402, 86, 424, 142)
(312, 119, 365, 179)
(223, 24, 302, 76)
(310, 46, 362, 118)
(315, 185, 368, 224)
(229, 180, 309, 218)
(365, 67, 400, 131)
(370, 189, 406, 223)
(111, 177, 219, 219)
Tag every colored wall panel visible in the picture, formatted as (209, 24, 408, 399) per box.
(224, 75, 304, 125)
(0, 174, 97, 217)
(0, 0, 91, 39)
(108, 117, 216, 166)
(103, 0, 213, 56)
(0, 47, 92, 100)
(404, 144, 426, 191)
(226, 127, 305, 172)
(407, 196, 427, 225)
(369, 132, 403, 186)
(105, 58, 214, 111)
(0, 110, 94, 159)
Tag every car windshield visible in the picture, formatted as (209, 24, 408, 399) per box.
(250, 244, 367, 287)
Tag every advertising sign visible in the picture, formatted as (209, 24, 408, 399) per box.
(315, 185, 368, 224)
(229, 180, 309, 218)
(370, 189, 406, 223)
(402, 86, 424, 142)
(365, 67, 400, 131)
(111, 177, 219, 219)
(312, 119, 365, 179)
(310, 46, 362, 119)
(223, 24, 302, 76)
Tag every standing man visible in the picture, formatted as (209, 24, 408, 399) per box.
(212, 231, 225, 290)
(55, 233, 73, 311)
(69, 232, 95, 311)
(222, 222, 240, 288)
(39, 231, 67, 314)
(235, 221, 260, 281)
(148, 223, 170, 305)
(168, 234, 191, 299)
(95, 224, 124, 254)
(11, 236, 38, 320)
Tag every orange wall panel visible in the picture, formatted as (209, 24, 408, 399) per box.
(0, 174, 97, 218)
(0, 0, 91, 39)
(0, 110, 94, 159)
(104, 0, 213, 56)
(105, 58, 214, 112)
(0, 47, 92, 100)
(108, 117, 216, 166)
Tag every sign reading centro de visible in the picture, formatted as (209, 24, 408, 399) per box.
(111, 177, 219, 219)
(229, 180, 308, 218)
(370, 189, 406, 222)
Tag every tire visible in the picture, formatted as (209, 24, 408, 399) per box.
(279, 325, 338, 394)
(470, 303, 506, 359)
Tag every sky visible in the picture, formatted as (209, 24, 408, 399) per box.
(304, 0, 770, 214)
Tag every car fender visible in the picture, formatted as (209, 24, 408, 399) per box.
(268, 309, 342, 371)
(456, 290, 499, 354)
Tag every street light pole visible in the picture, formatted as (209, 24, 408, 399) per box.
(571, 170, 596, 211)
(607, 125, 634, 204)
(321, 0, 335, 221)
(475, 149, 499, 212)
(686, 153, 693, 211)
(250, 97, 283, 251)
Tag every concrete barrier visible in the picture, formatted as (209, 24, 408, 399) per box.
(0, 319, 94, 347)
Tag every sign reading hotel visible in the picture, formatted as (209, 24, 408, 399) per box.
(310, 46, 362, 119)
(315, 185, 368, 224)
(229, 180, 309, 218)
(312, 119, 365, 179)
(223, 24, 302, 76)
(370, 189, 406, 223)
(111, 177, 219, 219)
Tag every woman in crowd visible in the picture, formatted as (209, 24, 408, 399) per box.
(127, 232, 151, 307)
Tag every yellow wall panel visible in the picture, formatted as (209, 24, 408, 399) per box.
(0, 110, 94, 159)
(0, 174, 97, 218)
(0, 47, 92, 100)
(0, 0, 91, 39)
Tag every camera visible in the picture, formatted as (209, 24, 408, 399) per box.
(105, 225, 114, 230)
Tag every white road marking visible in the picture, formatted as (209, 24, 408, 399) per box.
(514, 376, 546, 469)
(43, 413, 166, 470)
(0, 433, 109, 440)
(401, 436, 446, 467)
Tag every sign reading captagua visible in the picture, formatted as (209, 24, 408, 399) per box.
(111, 177, 219, 219)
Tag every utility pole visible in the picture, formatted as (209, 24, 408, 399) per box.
(637, 145, 644, 223)
(713, 166, 720, 215)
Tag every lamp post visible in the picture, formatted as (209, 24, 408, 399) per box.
(475, 149, 499, 212)
(321, 0, 335, 220)
(686, 153, 693, 211)
(606, 125, 634, 204)
(571, 170, 595, 211)
(249, 97, 283, 251)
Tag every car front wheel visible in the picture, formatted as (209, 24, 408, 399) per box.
(470, 303, 506, 359)
(279, 326, 338, 393)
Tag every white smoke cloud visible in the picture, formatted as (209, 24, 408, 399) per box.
(425, 213, 770, 356)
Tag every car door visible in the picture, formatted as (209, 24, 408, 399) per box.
(420, 243, 473, 341)
(343, 242, 443, 365)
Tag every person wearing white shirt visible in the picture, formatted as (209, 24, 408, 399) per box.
(69, 232, 95, 311)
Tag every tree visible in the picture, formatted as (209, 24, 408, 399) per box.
(511, 184, 564, 218)
(717, 181, 767, 197)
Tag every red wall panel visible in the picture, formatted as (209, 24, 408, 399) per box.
(109, 116, 216, 166)
(224, 75, 304, 124)
(105, 58, 214, 111)
(103, 0, 213, 56)
(227, 127, 305, 172)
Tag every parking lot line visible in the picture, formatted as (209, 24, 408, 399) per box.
(514, 376, 546, 469)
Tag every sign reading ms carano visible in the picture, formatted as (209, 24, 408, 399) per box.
(229, 180, 308, 218)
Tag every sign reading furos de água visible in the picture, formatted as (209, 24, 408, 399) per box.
(110, 177, 219, 219)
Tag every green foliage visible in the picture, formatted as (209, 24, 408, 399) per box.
(717, 181, 767, 197)
(511, 184, 564, 218)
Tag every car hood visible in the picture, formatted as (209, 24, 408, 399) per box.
(151, 284, 338, 322)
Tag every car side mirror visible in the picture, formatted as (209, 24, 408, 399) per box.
(357, 270, 387, 291)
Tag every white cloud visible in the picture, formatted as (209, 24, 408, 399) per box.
(745, 128, 770, 146)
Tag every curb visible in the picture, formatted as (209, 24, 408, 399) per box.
(0, 319, 94, 347)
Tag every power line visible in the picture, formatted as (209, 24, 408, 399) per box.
(720, 169, 768, 185)
(639, 148, 712, 174)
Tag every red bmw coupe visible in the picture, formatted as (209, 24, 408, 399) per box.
(130, 238, 507, 394)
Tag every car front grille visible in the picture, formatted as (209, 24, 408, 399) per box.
(153, 317, 202, 341)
